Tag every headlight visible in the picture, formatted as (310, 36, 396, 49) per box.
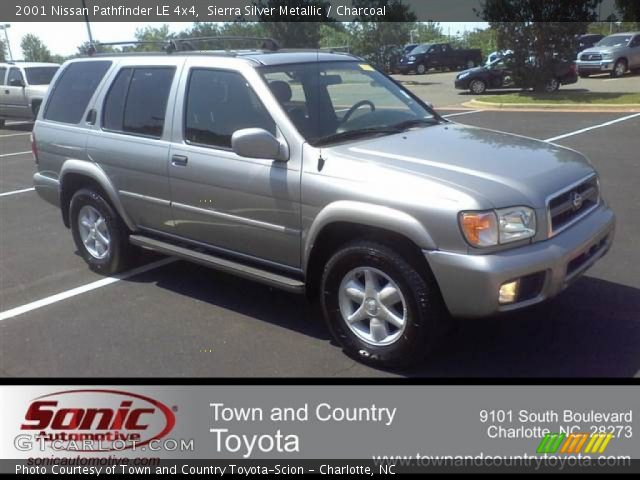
(458, 71, 470, 79)
(601, 52, 613, 59)
(459, 207, 536, 247)
(409, 55, 416, 61)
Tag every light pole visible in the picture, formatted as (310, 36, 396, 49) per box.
(0, 24, 13, 61)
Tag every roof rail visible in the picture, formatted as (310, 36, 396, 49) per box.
(85, 36, 280, 56)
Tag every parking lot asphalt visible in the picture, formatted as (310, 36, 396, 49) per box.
(392, 70, 640, 108)
(1, 110, 639, 378)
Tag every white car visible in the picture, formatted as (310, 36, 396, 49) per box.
(0, 62, 59, 127)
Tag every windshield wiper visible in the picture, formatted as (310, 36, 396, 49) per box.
(313, 127, 402, 146)
(389, 117, 440, 131)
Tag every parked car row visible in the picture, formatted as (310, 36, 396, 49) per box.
(396, 43, 483, 74)
(575, 32, 640, 78)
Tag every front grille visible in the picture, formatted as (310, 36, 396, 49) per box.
(580, 53, 602, 61)
(548, 176, 599, 235)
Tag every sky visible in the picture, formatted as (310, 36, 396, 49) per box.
(2, 22, 488, 59)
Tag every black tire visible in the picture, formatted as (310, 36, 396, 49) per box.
(579, 73, 590, 78)
(320, 240, 449, 367)
(611, 59, 627, 78)
(69, 188, 131, 275)
(416, 63, 427, 75)
(469, 79, 487, 95)
(0, 119, 5, 128)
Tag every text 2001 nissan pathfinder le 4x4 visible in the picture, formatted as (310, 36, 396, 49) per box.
(32, 40, 615, 367)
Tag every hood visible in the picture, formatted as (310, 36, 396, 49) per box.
(326, 123, 595, 209)
(458, 66, 485, 76)
(580, 46, 621, 54)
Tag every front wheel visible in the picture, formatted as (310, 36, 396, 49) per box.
(469, 79, 487, 94)
(320, 241, 449, 367)
(611, 59, 627, 78)
(70, 188, 131, 275)
(416, 63, 427, 75)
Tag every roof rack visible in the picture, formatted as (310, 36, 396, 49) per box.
(85, 36, 280, 56)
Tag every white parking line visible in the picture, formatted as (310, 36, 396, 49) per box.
(0, 133, 31, 138)
(442, 110, 480, 118)
(545, 112, 640, 142)
(0, 150, 32, 158)
(0, 187, 35, 197)
(0, 257, 177, 322)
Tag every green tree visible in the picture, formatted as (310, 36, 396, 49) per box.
(254, 1, 333, 48)
(76, 41, 116, 56)
(133, 24, 173, 51)
(456, 27, 497, 59)
(319, 23, 353, 50)
(0, 38, 6, 62)
(615, 0, 640, 23)
(349, 1, 417, 66)
(21, 34, 52, 62)
(480, 0, 600, 88)
(412, 22, 444, 43)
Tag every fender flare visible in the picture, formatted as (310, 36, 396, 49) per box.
(303, 200, 436, 272)
(60, 159, 136, 231)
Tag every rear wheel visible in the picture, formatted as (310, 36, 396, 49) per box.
(469, 79, 487, 95)
(611, 59, 627, 78)
(320, 241, 449, 367)
(416, 63, 427, 75)
(70, 188, 131, 275)
(543, 77, 560, 93)
(579, 72, 590, 78)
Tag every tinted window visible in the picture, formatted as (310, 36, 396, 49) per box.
(102, 68, 133, 132)
(185, 69, 275, 149)
(103, 67, 174, 138)
(44, 61, 111, 124)
(0, 67, 6, 86)
(24, 66, 59, 85)
(7, 68, 24, 85)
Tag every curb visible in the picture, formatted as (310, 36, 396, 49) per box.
(463, 100, 640, 112)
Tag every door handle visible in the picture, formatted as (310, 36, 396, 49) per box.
(171, 155, 188, 166)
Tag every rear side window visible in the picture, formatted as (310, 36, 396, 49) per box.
(7, 68, 24, 86)
(184, 69, 275, 149)
(44, 61, 111, 124)
(102, 67, 175, 138)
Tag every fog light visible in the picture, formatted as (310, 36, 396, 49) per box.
(499, 280, 519, 304)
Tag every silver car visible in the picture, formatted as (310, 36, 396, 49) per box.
(33, 49, 615, 367)
(0, 62, 59, 127)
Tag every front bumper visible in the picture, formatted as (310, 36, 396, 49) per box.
(576, 60, 615, 73)
(454, 78, 471, 90)
(425, 204, 615, 318)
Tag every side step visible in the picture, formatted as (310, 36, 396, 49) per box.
(129, 234, 305, 294)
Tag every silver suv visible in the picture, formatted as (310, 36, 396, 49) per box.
(576, 32, 640, 77)
(33, 47, 615, 366)
(0, 62, 59, 127)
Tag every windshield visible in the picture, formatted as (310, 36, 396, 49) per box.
(24, 66, 59, 85)
(409, 44, 431, 55)
(261, 61, 437, 146)
(596, 35, 632, 47)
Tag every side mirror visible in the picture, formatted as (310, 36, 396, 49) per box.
(9, 78, 25, 87)
(231, 128, 289, 162)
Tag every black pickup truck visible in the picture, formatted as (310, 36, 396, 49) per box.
(396, 43, 483, 74)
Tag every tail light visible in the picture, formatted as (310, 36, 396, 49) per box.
(31, 133, 39, 165)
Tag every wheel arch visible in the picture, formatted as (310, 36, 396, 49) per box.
(303, 201, 437, 297)
(59, 160, 135, 231)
